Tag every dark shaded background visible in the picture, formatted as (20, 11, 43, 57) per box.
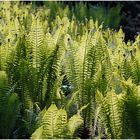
(24, 1, 140, 41)
(66, 1, 140, 42)
(88, 1, 140, 41)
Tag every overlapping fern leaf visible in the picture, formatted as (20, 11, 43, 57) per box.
(0, 71, 20, 138)
(120, 79, 140, 138)
(31, 103, 83, 139)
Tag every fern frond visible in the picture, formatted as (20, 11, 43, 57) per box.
(54, 108, 69, 138)
(68, 113, 83, 138)
(31, 103, 84, 139)
(120, 80, 140, 138)
(31, 126, 43, 139)
(131, 58, 140, 84)
(41, 103, 58, 139)
(0, 71, 20, 138)
(26, 17, 45, 69)
(101, 91, 122, 139)
(43, 36, 66, 107)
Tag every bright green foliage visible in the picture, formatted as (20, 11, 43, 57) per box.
(95, 79, 140, 139)
(0, 71, 20, 138)
(31, 103, 83, 139)
(120, 79, 140, 138)
(98, 91, 123, 139)
(0, 1, 140, 139)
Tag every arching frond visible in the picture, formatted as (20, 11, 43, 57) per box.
(31, 103, 83, 139)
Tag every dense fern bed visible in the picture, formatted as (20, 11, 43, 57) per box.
(0, 1, 140, 139)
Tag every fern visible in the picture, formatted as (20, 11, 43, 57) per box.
(131, 58, 140, 84)
(1, 1, 140, 139)
(41, 104, 58, 138)
(96, 91, 123, 139)
(0, 71, 20, 138)
(26, 17, 45, 69)
(120, 79, 140, 138)
(31, 103, 83, 139)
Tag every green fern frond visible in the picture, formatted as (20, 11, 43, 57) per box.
(101, 91, 122, 139)
(131, 58, 140, 84)
(41, 104, 58, 139)
(43, 36, 66, 107)
(0, 71, 20, 138)
(54, 108, 69, 138)
(120, 80, 140, 138)
(31, 126, 43, 139)
(31, 103, 84, 139)
(26, 18, 45, 69)
(68, 113, 83, 137)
